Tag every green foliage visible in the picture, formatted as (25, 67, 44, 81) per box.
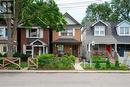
(119, 64, 129, 70)
(106, 59, 111, 68)
(16, 0, 66, 31)
(38, 54, 76, 70)
(115, 60, 120, 69)
(13, 52, 30, 61)
(95, 61, 101, 69)
(91, 56, 105, 63)
(82, 0, 130, 25)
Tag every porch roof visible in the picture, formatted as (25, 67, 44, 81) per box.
(52, 38, 81, 45)
(85, 36, 117, 44)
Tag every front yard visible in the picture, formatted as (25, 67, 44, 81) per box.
(81, 56, 129, 70)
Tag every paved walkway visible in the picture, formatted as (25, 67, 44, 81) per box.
(74, 58, 84, 71)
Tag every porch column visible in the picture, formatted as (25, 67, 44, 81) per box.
(88, 43, 91, 59)
(42, 46, 44, 54)
(115, 43, 117, 52)
(88, 43, 91, 52)
(32, 46, 34, 58)
(46, 47, 48, 53)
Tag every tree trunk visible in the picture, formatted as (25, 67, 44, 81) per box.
(48, 28, 53, 54)
(6, 18, 13, 57)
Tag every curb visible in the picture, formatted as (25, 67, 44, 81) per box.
(0, 70, 130, 73)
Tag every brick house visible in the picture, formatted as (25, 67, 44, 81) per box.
(52, 12, 82, 57)
(17, 26, 49, 58)
(0, 20, 8, 55)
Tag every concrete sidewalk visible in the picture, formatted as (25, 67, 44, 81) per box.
(0, 70, 130, 73)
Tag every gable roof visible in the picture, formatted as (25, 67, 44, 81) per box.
(30, 39, 47, 45)
(117, 20, 130, 27)
(91, 20, 108, 27)
(64, 12, 81, 25)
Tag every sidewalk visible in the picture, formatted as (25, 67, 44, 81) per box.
(0, 70, 130, 73)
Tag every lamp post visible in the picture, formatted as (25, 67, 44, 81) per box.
(89, 40, 95, 67)
(0, 0, 14, 57)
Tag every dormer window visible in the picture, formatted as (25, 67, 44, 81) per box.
(119, 27, 130, 35)
(94, 26, 105, 36)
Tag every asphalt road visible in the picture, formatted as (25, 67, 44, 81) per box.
(0, 73, 130, 87)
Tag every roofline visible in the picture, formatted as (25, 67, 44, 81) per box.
(91, 20, 108, 27)
(64, 12, 81, 26)
(117, 20, 130, 27)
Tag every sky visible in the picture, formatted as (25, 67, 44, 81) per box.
(56, 0, 111, 23)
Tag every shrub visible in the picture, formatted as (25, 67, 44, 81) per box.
(115, 60, 120, 69)
(38, 54, 55, 66)
(106, 59, 111, 68)
(38, 54, 76, 70)
(13, 52, 30, 61)
(119, 64, 129, 70)
(91, 56, 105, 63)
(95, 61, 101, 69)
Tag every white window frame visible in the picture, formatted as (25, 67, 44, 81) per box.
(0, 27, 7, 38)
(94, 26, 105, 36)
(119, 27, 130, 36)
(26, 28, 43, 38)
(59, 28, 75, 36)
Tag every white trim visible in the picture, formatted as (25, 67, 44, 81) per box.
(92, 20, 108, 27)
(117, 20, 130, 27)
(23, 45, 26, 54)
(59, 32, 61, 36)
(73, 28, 75, 36)
(94, 26, 105, 36)
(30, 39, 47, 46)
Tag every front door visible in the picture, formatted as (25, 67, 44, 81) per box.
(106, 45, 111, 53)
(33, 47, 43, 58)
(118, 47, 125, 57)
(72, 45, 78, 57)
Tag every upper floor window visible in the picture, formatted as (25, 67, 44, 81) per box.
(0, 27, 7, 38)
(29, 29, 40, 38)
(26, 28, 43, 38)
(60, 29, 74, 36)
(94, 26, 105, 36)
(119, 27, 130, 35)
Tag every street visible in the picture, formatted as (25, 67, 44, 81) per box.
(0, 73, 130, 87)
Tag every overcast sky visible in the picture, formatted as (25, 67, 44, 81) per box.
(56, 0, 111, 23)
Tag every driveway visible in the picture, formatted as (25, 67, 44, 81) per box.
(0, 73, 130, 87)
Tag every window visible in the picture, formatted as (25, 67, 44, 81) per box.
(26, 46, 32, 55)
(120, 27, 130, 35)
(29, 29, 40, 38)
(3, 46, 7, 52)
(57, 45, 64, 54)
(94, 26, 105, 36)
(60, 29, 73, 36)
(0, 27, 6, 37)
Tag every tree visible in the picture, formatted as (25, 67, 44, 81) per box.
(8, 0, 66, 56)
(82, 2, 112, 25)
(111, 0, 130, 21)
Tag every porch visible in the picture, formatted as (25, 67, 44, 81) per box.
(23, 39, 48, 58)
(87, 44, 118, 61)
(52, 38, 81, 57)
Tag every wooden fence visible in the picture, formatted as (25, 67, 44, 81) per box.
(28, 57, 38, 69)
(0, 57, 21, 69)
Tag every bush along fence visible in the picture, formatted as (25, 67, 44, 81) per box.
(0, 53, 76, 70)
